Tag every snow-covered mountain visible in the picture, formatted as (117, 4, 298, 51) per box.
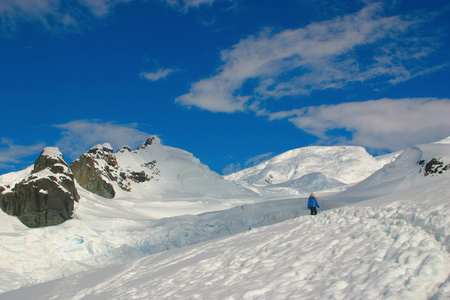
(224, 145, 392, 187)
(0, 137, 449, 299)
(70, 136, 258, 200)
(0, 136, 260, 228)
(331, 141, 450, 205)
(1, 139, 449, 299)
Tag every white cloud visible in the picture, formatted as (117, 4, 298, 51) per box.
(140, 68, 174, 81)
(0, 0, 130, 32)
(78, 0, 133, 17)
(244, 152, 274, 167)
(222, 162, 241, 175)
(271, 98, 450, 152)
(0, 138, 46, 170)
(162, 0, 222, 10)
(0, 121, 152, 172)
(0, 0, 225, 33)
(0, 0, 70, 32)
(222, 152, 274, 175)
(175, 3, 438, 113)
(53, 120, 151, 159)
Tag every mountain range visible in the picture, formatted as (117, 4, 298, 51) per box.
(0, 136, 449, 299)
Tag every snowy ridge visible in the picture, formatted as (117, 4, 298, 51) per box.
(336, 143, 450, 202)
(80, 136, 260, 200)
(0, 166, 33, 194)
(225, 146, 385, 186)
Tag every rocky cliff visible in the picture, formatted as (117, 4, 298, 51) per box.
(70, 138, 161, 198)
(0, 148, 79, 228)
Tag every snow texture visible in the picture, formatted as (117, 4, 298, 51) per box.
(0, 139, 449, 299)
(225, 145, 387, 186)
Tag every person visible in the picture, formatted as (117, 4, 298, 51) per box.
(307, 192, 319, 215)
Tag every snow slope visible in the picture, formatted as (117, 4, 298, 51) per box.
(225, 146, 386, 186)
(74, 137, 260, 201)
(113, 137, 259, 199)
(0, 182, 326, 293)
(1, 176, 449, 300)
(330, 142, 450, 205)
(0, 139, 449, 299)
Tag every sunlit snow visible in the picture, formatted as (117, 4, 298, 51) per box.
(0, 140, 449, 299)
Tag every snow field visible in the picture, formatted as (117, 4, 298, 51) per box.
(1, 139, 449, 298)
(0, 192, 313, 293)
(2, 178, 449, 299)
(225, 146, 386, 185)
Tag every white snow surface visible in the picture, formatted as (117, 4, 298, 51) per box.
(0, 140, 450, 299)
(225, 145, 386, 186)
(88, 136, 261, 201)
(40, 147, 64, 159)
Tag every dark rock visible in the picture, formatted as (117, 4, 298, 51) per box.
(0, 148, 79, 228)
(117, 146, 131, 153)
(423, 158, 450, 176)
(70, 141, 161, 197)
(130, 171, 149, 183)
(70, 144, 117, 199)
(137, 136, 157, 150)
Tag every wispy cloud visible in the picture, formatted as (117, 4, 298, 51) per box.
(0, 121, 154, 173)
(222, 152, 274, 175)
(79, 0, 133, 17)
(0, 0, 223, 33)
(140, 68, 174, 81)
(0, 0, 132, 33)
(269, 98, 450, 152)
(162, 0, 225, 11)
(244, 152, 274, 167)
(175, 3, 441, 113)
(0, 138, 46, 170)
(222, 162, 241, 175)
(53, 120, 151, 159)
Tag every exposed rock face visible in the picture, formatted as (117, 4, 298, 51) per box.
(0, 147, 79, 228)
(419, 158, 450, 176)
(70, 140, 161, 198)
(138, 136, 156, 150)
(70, 144, 118, 199)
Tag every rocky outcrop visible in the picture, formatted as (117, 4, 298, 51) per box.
(70, 144, 118, 199)
(418, 158, 450, 176)
(0, 147, 79, 228)
(70, 140, 161, 198)
(138, 136, 156, 150)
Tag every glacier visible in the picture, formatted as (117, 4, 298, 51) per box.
(0, 138, 449, 299)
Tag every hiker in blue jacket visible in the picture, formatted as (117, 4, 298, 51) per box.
(307, 192, 319, 215)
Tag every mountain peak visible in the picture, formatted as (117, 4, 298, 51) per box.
(225, 145, 382, 187)
(117, 145, 131, 153)
(0, 148, 79, 228)
(33, 147, 69, 175)
(137, 136, 160, 150)
(40, 147, 64, 159)
(89, 143, 113, 154)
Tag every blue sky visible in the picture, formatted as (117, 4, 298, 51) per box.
(0, 0, 449, 175)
